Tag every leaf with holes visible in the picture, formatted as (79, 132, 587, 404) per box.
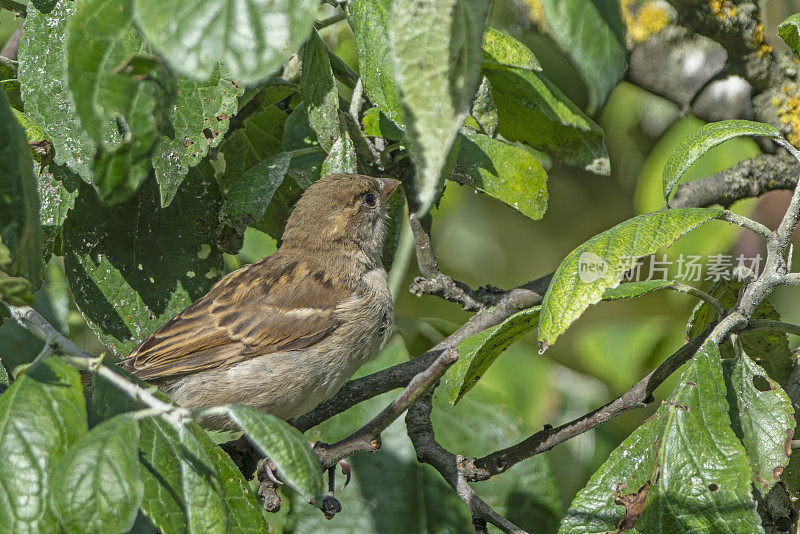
(452, 131, 547, 220)
(723, 353, 794, 494)
(779, 14, 800, 57)
(62, 166, 223, 356)
(0, 358, 87, 534)
(18, 0, 96, 181)
(66, 0, 165, 204)
(391, 0, 489, 216)
(133, 0, 318, 84)
(445, 306, 540, 404)
(228, 404, 324, 502)
(153, 67, 244, 206)
(51, 415, 143, 534)
(539, 208, 721, 349)
(560, 342, 761, 533)
(663, 120, 782, 205)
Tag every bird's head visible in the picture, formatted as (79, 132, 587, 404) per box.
(281, 173, 401, 261)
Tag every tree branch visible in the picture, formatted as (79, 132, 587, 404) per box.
(313, 347, 459, 469)
(406, 394, 528, 534)
(669, 154, 800, 209)
(0, 0, 25, 18)
(460, 321, 717, 482)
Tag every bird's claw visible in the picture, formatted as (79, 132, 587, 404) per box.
(338, 459, 351, 489)
(256, 458, 283, 513)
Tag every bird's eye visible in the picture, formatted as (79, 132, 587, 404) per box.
(363, 192, 377, 207)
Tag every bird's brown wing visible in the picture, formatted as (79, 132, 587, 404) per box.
(121, 254, 349, 381)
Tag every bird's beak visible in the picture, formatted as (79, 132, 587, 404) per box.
(377, 178, 401, 200)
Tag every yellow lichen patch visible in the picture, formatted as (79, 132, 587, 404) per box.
(773, 84, 800, 147)
(753, 23, 765, 46)
(709, 0, 736, 21)
(621, 0, 670, 43)
(758, 43, 772, 58)
(523, 0, 544, 26)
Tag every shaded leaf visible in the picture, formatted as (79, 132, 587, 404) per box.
(391, 0, 490, 216)
(18, 0, 95, 180)
(133, 0, 318, 84)
(153, 67, 244, 206)
(0, 358, 87, 534)
(482, 27, 541, 72)
(301, 29, 340, 152)
(220, 152, 292, 233)
(445, 306, 540, 404)
(348, 0, 402, 125)
(539, 208, 721, 348)
(663, 120, 782, 205)
(29, 0, 58, 13)
(560, 342, 761, 533)
(0, 86, 42, 288)
(452, 131, 548, 220)
(52, 415, 143, 534)
(538, 0, 627, 113)
(470, 76, 498, 135)
(723, 353, 794, 494)
(228, 404, 324, 501)
(486, 67, 609, 175)
(778, 13, 800, 57)
(63, 166, 223, 356)
(0, 57, 21, 111)
(601, 280, 672, 300)
(66, 0, 164, 204)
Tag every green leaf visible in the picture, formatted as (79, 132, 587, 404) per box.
(132, 0, 318, 84)
(452, 131, 548, 220)
(18, 0, 95, 180)
(538, 0, 627, 113)
(601, 279, 673, 300)
(228, 404, 324, 502)
(52, 415, 143, 534)
(486, 66, 609, 175)
(347, 0, 403, 126)
(66, 0, 164, 204)
(686, 280, 794, 386)
(93, 368, 267, 534)
(482, 27, 541, 72)
(445, 306, 540, 404)
(663, 120, 782, 205)
(0, 87, 42, 288)
(560, 342, 761, 533)
(0, 57, 21, 111)
(220, 152, 292, 233)
(361, 107, 404, 141)
(38, 164, 81, 255)
(469, 76, 498, 135)
(301, 29, 340, 152)
(62, 167, 224, 356)
(539, 208, 721, 348)
(778, 13, 800, 57)
(217, 104, 288, 193)
(321, 129, 357, 176)
(724, 353, 794, 494)
(153, 67, 244, 206)
(391, 0, 490, 216)
(0, 358, 87, 534)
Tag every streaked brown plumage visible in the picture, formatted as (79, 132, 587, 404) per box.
(120, 174, 400, 428)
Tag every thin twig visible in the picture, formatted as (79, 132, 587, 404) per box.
(717, 211, 774, 240)
(747, 319, 800, 337)
(406, 394, 528, 534)
(669, 281, 726, 316)
(314, 12, 347, 30)
(314, 348, 459, 469)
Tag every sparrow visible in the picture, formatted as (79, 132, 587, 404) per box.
(120, 173, 400, 429)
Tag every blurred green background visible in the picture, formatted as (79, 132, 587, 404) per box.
(3, 0, 800, 529)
